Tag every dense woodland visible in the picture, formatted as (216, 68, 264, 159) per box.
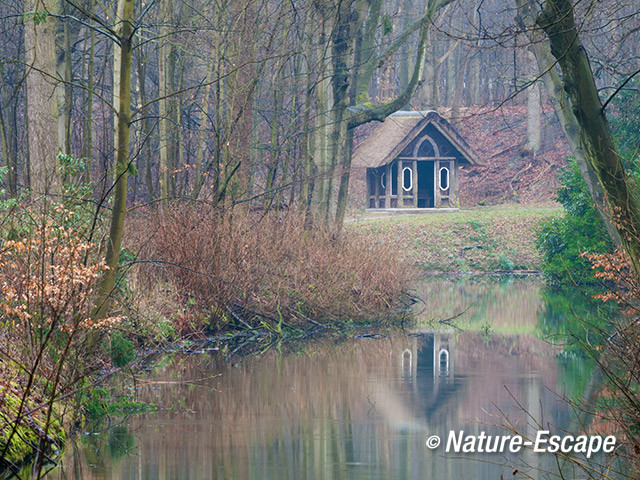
(1, 0, 638, 219)
(3, 0, 640, 476)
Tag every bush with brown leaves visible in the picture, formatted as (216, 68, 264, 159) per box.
(127, 205, 415, 334)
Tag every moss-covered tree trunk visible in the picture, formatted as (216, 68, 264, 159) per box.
(538, 0, 640, 276)
(516, 0, 622, 246)
(93, 0, 134, 319)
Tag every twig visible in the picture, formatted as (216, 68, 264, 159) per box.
(224, 305, 253, 330)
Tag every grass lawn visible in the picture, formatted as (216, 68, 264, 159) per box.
(350, 205, 562, 272)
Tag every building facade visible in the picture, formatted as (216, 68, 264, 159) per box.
(352, 111, 483, 210)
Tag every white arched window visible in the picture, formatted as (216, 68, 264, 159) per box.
(439, 348, 449, 374)
(402, 167, 413, 191)
(439, 167, 450, 191)
(402, 349, 412, 371)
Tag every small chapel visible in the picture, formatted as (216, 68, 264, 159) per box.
(352, 111, 483, 209)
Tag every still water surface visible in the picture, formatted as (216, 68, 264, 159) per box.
(48, 276, 596, 479)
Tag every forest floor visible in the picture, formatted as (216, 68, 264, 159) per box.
(350, 205, 561, 273)
(454, 105, 571, 206)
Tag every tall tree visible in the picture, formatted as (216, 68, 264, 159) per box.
(24, 0, 59, 195)
(516, 0, 623, 246)
(93, 0, 134, 319)
(533, 0, 640, 276)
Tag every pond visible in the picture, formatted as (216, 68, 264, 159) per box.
(43, 276, 602, 479)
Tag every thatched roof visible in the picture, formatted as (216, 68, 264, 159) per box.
(352, 110, 483, 168)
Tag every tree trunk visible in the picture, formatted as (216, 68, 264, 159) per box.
(55, 0, 72, 155)
(515, 0, 621, 246)
(192, 61, 214, 198)
(83, 0, 96, 183)
(310, 17, 331, 218)
(93, 0, 134, 319)
(24, 0, 60, 195)
(524, 50, 541, 153)
(136, 45, 154, 199)
(538, 0, 640, 276)
(157, 0, 171, 201)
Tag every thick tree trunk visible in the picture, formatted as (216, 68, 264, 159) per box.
(516, 0, 622, 246)
(24, 0, 60, 195)
(538, 0, 640, 276)
(310, 17, 331, 218)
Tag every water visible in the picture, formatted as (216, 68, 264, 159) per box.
(44, 276, 598, 479)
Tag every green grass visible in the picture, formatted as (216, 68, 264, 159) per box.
(351, 206, 562, 272)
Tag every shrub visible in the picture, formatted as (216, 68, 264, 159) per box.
(127, 206, 415, 333)
(110, 331, 135, 367)
(0, 203, 122, 470)
(536, 159, 613, 285)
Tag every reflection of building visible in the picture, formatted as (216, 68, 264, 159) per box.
(395, 330, 564, 432)
(400, 331, 457, 383)
(434, 332, 456, 382)
(398, 331, 460, 422)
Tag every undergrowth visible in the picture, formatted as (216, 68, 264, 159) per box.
(127, 205, 415, 335)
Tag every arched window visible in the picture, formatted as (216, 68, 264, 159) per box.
(402, 349, 412, 371)
(439, 348, 449, 374)
(439, 167, 450, 191)
(413, 136, 439, 157)
(402, 167, 412, 191)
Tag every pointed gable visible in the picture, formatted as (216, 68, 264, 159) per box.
(352, 111, 482, 168)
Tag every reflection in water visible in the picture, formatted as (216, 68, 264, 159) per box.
(42, 277, 599, 480)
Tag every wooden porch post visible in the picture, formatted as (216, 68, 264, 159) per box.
(451, 162, 459, 207)
(384, 163, 391, 208)
(374, 169, 380, 208)
(397, 161, 404, 208)
(434, 159, 440, 208)
(412, 160, 418, 207)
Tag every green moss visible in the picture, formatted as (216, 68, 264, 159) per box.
(0, 383, 65, 466)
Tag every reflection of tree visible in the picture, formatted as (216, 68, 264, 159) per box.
(537, 286, 614, 346)
(64, 423, 137, 479)
(107, 426, 136, 460)
(49, 323, 576, 480)
(413, 276, 544, 334)
(536, 286, 614, 414)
